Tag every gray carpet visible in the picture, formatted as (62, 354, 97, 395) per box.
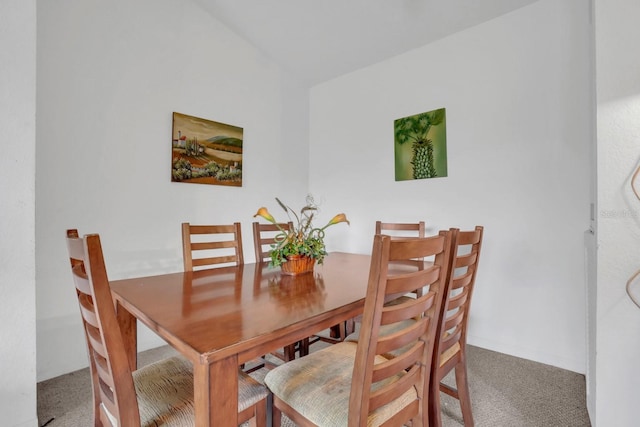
(37, 343, 591, 426)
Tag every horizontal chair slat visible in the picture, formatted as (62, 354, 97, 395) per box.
(452, 269, 474, 290)
(189, 225, 236, 234)
(73, 272, 92, 297)
(78, 293, 98, 327)
(372, 341, 424, 383)
(455, 251, 477, 268)
(447, 288, 469, 310)
(389, 236, 445, 261)
(369, 364, 420, 412)
(191, 240, 237, 251)
(457, 229, 481, 245)
(381, 292, 435, 324)
(86, 324, 107, 360)
(444, 308, 464, 331)
(441, 327, 462, 353)
(66, 233, 85, 260)
(386, 265, 440, 295)
(192, 255, 237, 266)
(377, 317, 427, 356)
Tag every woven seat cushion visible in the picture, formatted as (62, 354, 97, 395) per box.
(345, 319, 417, 359)
(264, 341, 417, 426)
(439, 341, 461, 367)
(383, 294, 416, 307)
(104, 356, 267, 426)
(347, 321, 461, 366)
(345, 319, 416, 344)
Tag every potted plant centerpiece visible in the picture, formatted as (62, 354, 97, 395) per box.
(254, 196, 349, 275)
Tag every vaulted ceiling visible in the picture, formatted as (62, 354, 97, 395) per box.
(195, 0, 540, 86)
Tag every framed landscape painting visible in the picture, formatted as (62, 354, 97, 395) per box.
(394, 108, 447, 181)
(171, 112, 243, 187)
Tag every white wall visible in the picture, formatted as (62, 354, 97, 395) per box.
(595, 0, 640, 425)
(36, 0, 309, 381)
(0, 1, 38, 425)
(27, 0, 640, 425)
(309, 0, 592, 373)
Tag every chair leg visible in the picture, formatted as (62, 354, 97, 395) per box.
(428, 375, 443, 427)
(283, 344, 297, 361)
(272, 404, 282, 427)
(337, 321, 346, 341)
(328, 321, 348, 341)
(328, 323, 340, 339)
(345, 318, 355, 335)
(253, 397, 267, 427)
(298, 337, 310, 357)
(454, 360, 474, 427)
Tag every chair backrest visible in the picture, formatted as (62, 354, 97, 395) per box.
(348, 230, 457, 426)
(375, 221, 426, 238)
(66, 229, 141, 426)
(376, 220, 428, 294)
(433, 226, 483, 373)
(181, 222, 244, 271)
(252, 221, 293, 263)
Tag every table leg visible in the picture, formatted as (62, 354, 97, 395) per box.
(194, 355, 239, 427)
(115, 300, 137, 370)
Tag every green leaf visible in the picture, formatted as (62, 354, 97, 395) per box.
(275, 197, 288, 213)
(428, 109, 445, 126)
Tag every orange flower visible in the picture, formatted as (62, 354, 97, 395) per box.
(324, 213, 350, 228)
(253, 207, 276, 223)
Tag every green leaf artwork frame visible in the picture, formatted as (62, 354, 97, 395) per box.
(394, 107, 447, 181)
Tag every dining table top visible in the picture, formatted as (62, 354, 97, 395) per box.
(110, 251, 374, 426)
(110, 250, 373, 366)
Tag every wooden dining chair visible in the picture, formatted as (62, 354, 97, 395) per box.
(332, 221, 430, 348)
(252, 221, 293, 263)
(375, 220, 426, 238)
(264, 230, 457, 426)
(252, 221, 306, 363)
(429, 226, 484, 427)
(182, 222, 244, 271)
(66, 229, 268, 427)
(378, 220, 427, 300)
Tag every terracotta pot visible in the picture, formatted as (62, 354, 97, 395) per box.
(280, 254, 315, 275)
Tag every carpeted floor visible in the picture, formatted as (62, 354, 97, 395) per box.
(37, 343, 591, 426)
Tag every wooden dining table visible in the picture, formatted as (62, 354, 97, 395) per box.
(110, 252, 372, 427)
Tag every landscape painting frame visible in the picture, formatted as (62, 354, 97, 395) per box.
(171, 112, 243, 187)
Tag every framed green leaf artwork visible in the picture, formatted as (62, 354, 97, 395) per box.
(171, 112, 243, 187)
(394, 108, 447, 181)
